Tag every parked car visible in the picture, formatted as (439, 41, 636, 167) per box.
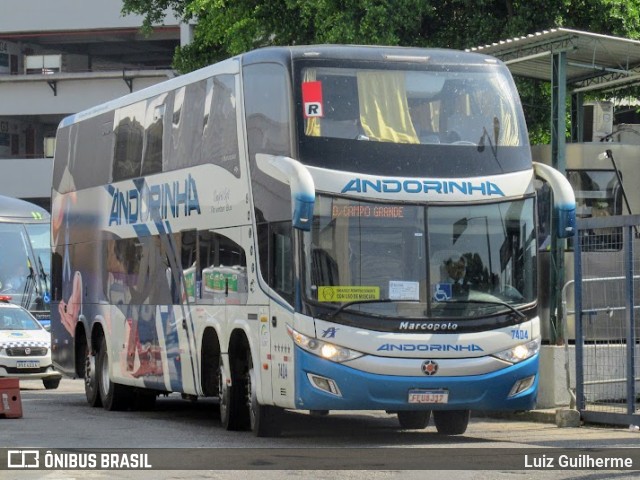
(0, 299, 61, 389)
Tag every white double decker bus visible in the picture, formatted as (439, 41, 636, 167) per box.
(51, 45, 575, 436)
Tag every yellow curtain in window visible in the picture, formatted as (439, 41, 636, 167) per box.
(303, 69, 321, 137)
(357, 71, 419, 144)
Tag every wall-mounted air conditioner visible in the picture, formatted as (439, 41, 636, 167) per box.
(25, 54, 89, 75)
(43, 137, 56, 158)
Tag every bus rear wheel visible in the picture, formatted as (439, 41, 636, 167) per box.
(433, 410, 470, 435)
(397, 410, 431, 429)
(84, 338, 102, 407)
(96, 336, 133, 411)
(247, 354, 282, 437)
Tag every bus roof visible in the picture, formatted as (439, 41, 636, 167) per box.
(57, 45, 503, 130)
(241, 44, 499, 65)
(0, 195, 49, 222)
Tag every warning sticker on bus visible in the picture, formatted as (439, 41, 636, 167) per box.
(317, 286, 380, 302)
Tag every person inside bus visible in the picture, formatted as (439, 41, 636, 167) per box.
(1, 259, 29, 293)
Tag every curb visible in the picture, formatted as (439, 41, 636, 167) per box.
(474, 409, 559, 425)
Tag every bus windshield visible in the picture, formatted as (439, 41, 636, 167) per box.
(296, 62, 531, 178)
(25, 223, 51, 276)
(0, 223, 34, 296)
(304, 195, 536, 319)
(0, 220, 50, 315)
(300, 65, 525, 146)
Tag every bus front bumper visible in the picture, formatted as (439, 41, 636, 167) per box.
(294, 347, 538, 411)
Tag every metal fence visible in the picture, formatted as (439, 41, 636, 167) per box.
(573, 214, 640, 426)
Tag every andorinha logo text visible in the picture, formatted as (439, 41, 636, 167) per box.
(109, 174, 201, 226)
(341, 178, 505, 197)
(377, 343, 484, 352)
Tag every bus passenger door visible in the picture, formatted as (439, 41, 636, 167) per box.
(267, 223, 296, 409)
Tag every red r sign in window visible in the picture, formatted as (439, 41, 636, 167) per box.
(302, 81, 323, 118)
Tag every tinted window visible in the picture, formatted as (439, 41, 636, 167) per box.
(199, 230, 247, 305)
(112, 102, 145, 181)
(141, 94, 167, 176)
(54, 113, 113, 192)
(200, 75, 240, 177)
(165, 81, 206, 171)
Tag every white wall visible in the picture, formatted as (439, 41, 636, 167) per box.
(0, 0, 179, 32)
(0, 74, 174, 116)
(0, 158, 52, 198)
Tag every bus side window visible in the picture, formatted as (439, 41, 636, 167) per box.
(271, 222, 293, 303)
(244, 63, 293, 236)
(141, 94, 167, 176)
(165, 81, 206, 172)
(200, 75, 240, 177)
(199, 230, 248, 305)
(180, 230, 197, 303)
(112, 102, 145, 181)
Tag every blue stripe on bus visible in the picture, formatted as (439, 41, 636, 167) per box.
(133, 224, 151, 238)
(293, 347, 538, 411)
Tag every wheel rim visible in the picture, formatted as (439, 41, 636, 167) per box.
(247, 368, 256, 430)
(85, 350, 96, 392)
(218, 365, 228, 421)
(100, 346, 110, 396)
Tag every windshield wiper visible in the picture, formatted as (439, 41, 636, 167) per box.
(37, 255, 50, 303)
(441, 298, 526, 319)
(323, 298, 419, 319)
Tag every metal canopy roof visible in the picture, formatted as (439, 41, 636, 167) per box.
(469, 28, 640, 93)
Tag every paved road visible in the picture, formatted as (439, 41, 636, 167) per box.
(1, 379, 639, 479)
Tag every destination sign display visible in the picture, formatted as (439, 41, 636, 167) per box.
(331, 204, 404, 219)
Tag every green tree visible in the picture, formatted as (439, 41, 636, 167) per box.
(122, 0, 640, 70)
(121, 0, 640, 141)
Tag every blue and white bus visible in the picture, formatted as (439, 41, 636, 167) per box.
(0, 194, 51, 327)
(51, 45, 575, 436)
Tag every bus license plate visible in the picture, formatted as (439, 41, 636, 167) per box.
(408, 389, 448, 404)
(16, 361, 40, 368)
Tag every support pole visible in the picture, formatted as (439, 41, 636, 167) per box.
(549, 51, 567, 344)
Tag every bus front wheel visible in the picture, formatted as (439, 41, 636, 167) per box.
(247, 355, 282, 437)
(433, 410, 470, 435)
(219, 362, 245, 430)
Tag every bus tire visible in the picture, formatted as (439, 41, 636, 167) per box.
(97, 336, 133, 411)
(133, 389, 157, 410)
(247, 358, 282, 437)
(84, 339, 102, 407)
(42, 378, 61, 390)
(433, 410, 470, 435)
(397, 410, 430, 429)
(219, 363, 245, 430)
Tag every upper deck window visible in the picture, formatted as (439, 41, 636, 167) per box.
(296, 61, 531, 178)
(301, 66, 523, 146)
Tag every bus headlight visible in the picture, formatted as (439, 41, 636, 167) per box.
(287, 325, 363, 363)
(493, 338, 541, 364)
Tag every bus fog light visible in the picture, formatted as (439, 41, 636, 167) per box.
(307, 373, 342, 396)
(493, 338, 541, 364)
(509, 375, 536, 397)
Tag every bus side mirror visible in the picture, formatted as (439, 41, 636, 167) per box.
(533, 162, 576, 238)
(255, 154, 315, 231)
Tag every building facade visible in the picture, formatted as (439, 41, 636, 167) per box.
(0, 0, 185, 209)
